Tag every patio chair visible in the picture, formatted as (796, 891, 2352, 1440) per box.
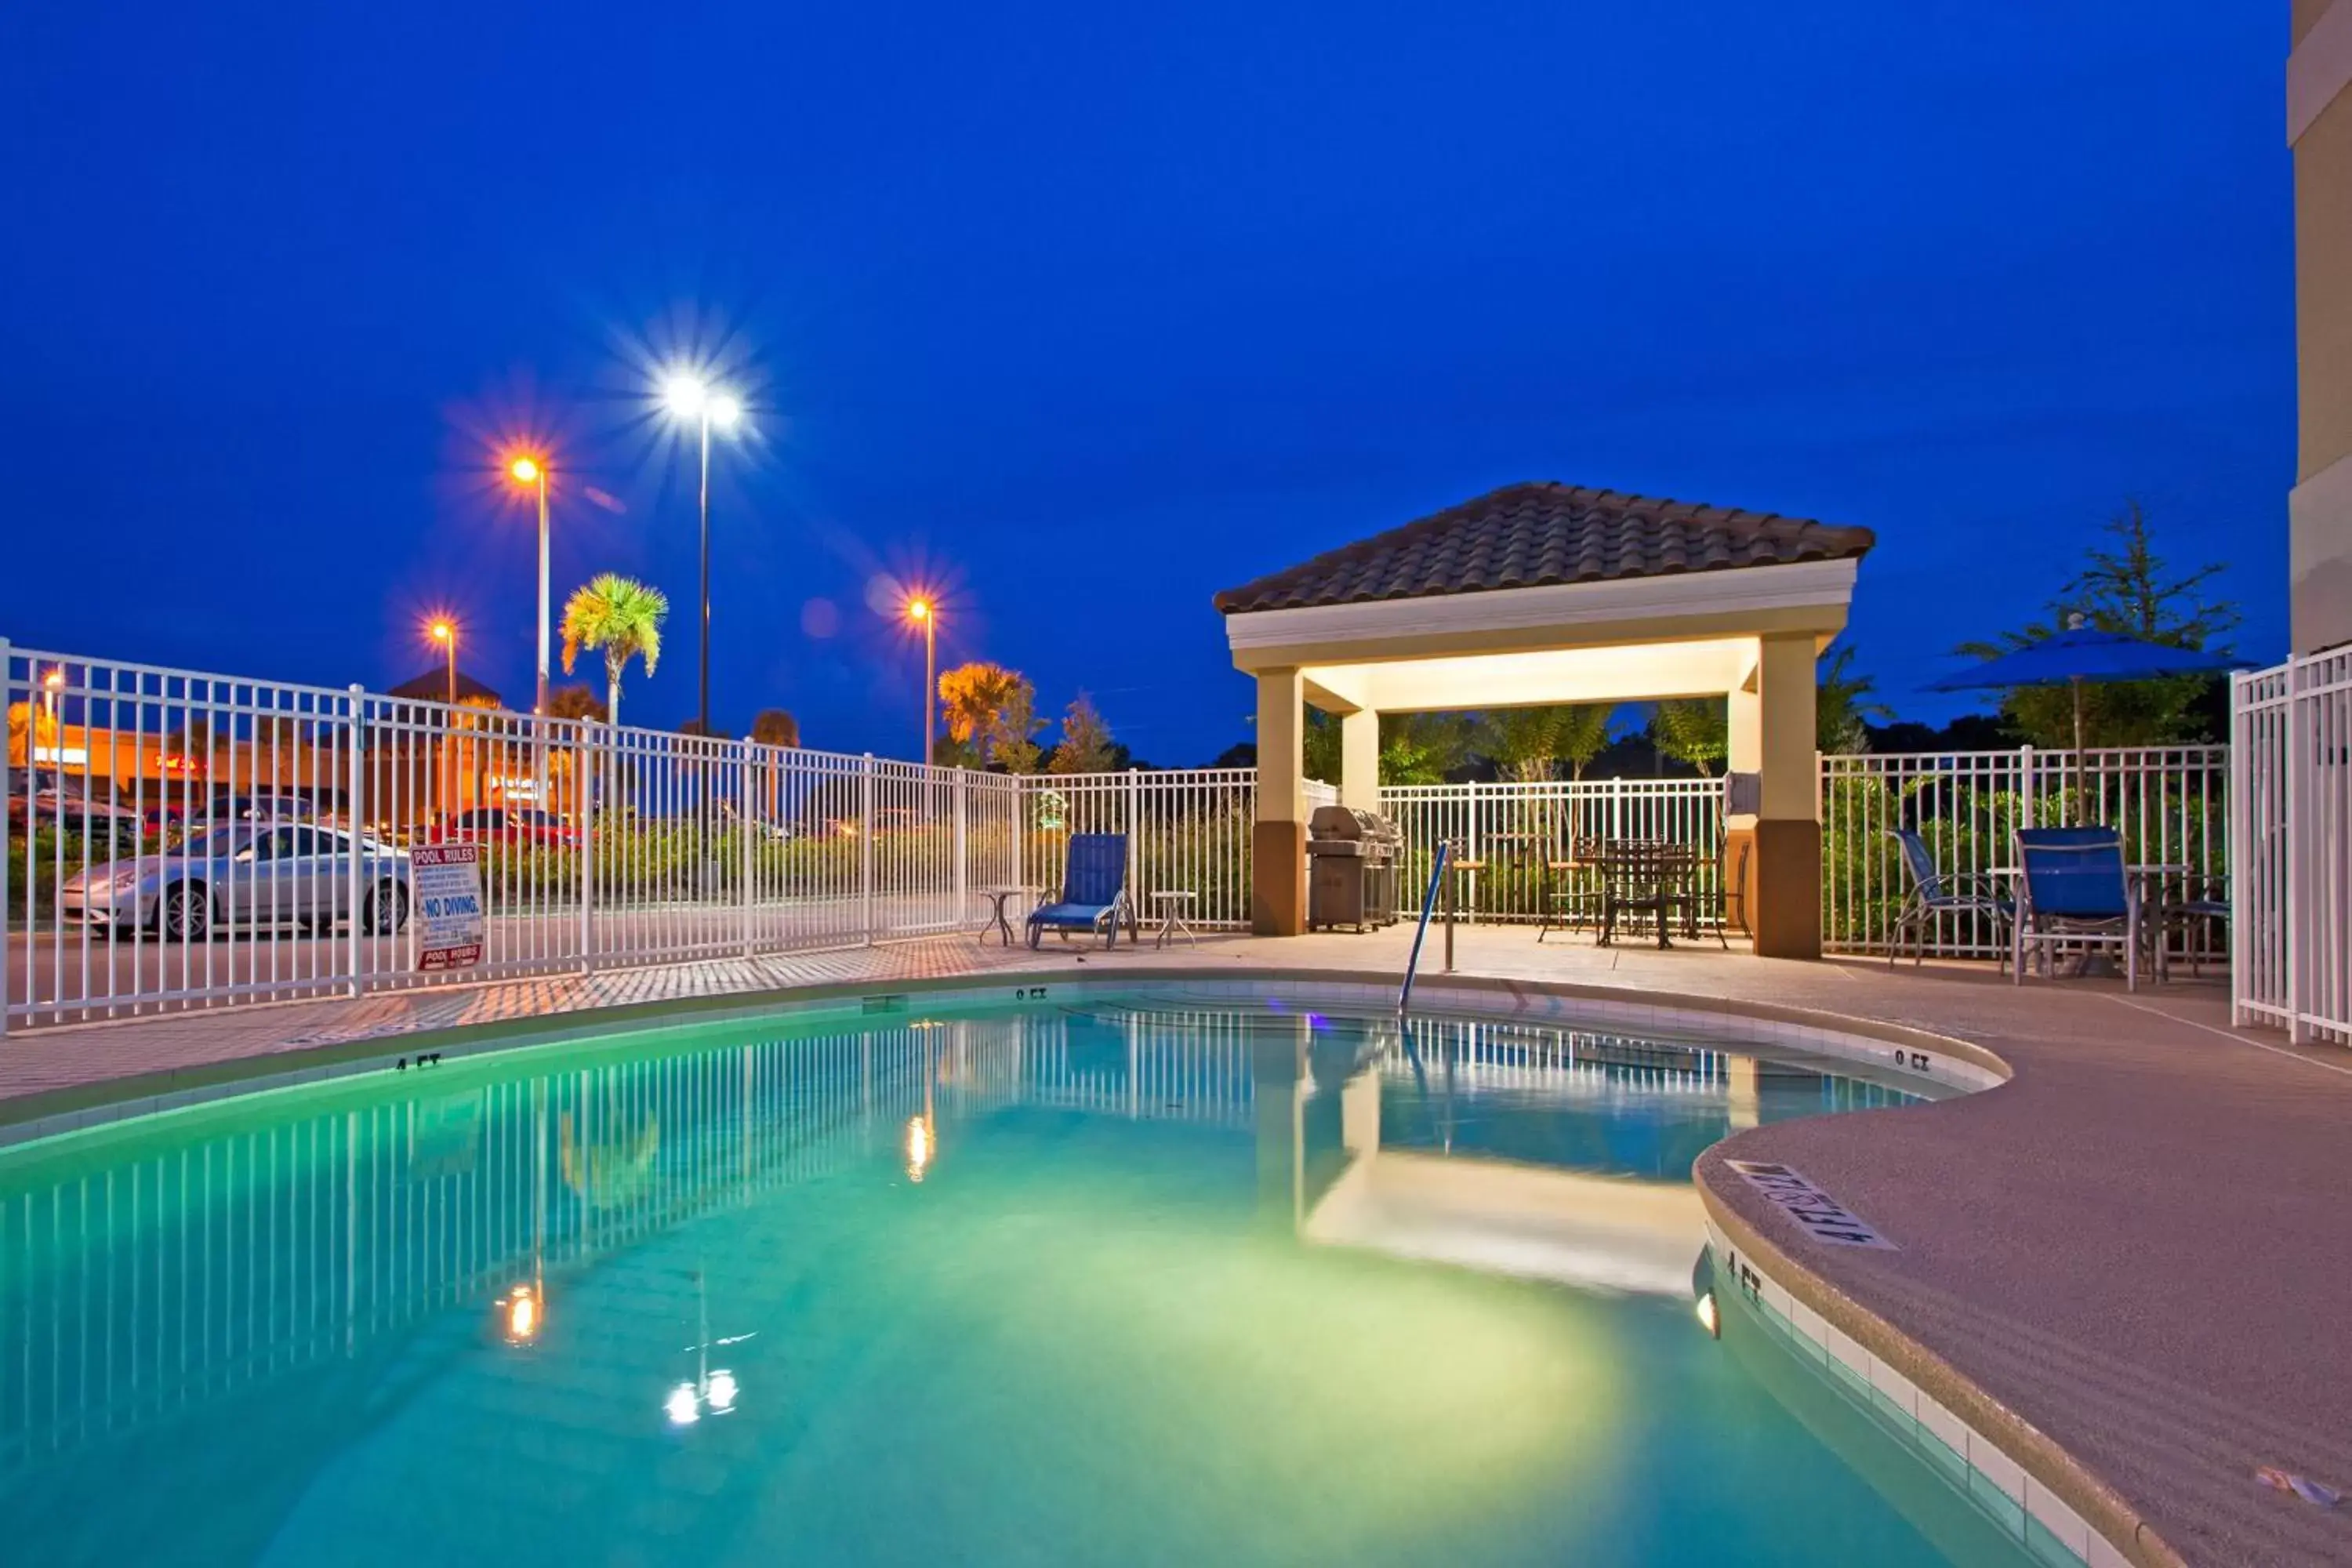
(2161, 873, 2230, 979)
(1027, 833, 1133, 949)
(2011, 826, 2141, 992)
(1885, 828, 2012, 969)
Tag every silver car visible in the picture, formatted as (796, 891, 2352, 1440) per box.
(61, 823, 412, 940)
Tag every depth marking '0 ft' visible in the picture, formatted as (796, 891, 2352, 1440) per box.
(1724, 1160, 1897, 1250)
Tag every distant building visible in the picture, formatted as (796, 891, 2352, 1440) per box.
(2292, 2, 2352, 651)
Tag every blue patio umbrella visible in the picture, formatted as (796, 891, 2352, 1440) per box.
(1925, 616, 2242, 818)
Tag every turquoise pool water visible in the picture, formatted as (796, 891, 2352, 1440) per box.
(0, 1000, 2040, 1566)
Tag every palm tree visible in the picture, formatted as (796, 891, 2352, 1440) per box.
(560, 574, 668, 726)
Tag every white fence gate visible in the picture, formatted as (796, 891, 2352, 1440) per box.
(2233, 650, 2352, 1044)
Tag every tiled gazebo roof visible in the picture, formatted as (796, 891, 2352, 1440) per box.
(1212, 481, 1875, 614)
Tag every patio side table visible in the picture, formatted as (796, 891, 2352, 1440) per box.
(978, 885, 1036, 947)
(1149, 890, 1200, 948)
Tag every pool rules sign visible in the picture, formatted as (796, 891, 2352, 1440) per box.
(412, 844, 485, 971)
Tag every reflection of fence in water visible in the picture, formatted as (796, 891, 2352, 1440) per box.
(0, 1022, 1020, 1471)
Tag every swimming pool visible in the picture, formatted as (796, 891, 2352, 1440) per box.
(0, 997, 2045, 1566)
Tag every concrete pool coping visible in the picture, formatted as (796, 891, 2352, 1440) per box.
(2, 931, 2345, 1566)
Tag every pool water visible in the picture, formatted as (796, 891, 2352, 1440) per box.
(0, 1000, 2039, 1566)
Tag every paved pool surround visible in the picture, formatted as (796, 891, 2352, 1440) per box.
(2, 931, 2344, 1567)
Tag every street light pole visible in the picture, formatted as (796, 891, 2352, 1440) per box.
(697, 405, 711, 736)
(533, 466, 550, 717)
(905, 597, 935, 768)
(661, 372, 740, 738)
(510, 454, 554, 812)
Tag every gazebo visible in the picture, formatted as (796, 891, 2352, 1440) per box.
(1214, 482, 1874, 958)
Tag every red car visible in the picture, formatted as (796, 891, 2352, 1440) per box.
(433, 807, 579, 848)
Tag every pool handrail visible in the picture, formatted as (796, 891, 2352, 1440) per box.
(1398, 840, 1451, 1014)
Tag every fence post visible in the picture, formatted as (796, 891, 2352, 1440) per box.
(580, 723, 597, 975)
(2228, 674, 2250, 1026)
(953, 770, 970, 927)
(347, 685, 365, 998)
(860, 753, 877, 946)
(1125, 768, 1142, 916)
(2285, 656, 2310, 1044)
(741, 750, 756, 957)
(2019, 746, 2036, 833)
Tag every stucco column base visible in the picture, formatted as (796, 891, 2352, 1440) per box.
(1251, 819, 1308, 935)
(1751, 819, 1821, 960)
(1721, 824, 1758, 938)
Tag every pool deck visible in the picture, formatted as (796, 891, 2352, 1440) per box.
(5, 928, 2349, 1568)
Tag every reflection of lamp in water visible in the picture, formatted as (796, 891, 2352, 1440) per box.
(904, 1114, 934, 1182)
(706, 1369, 739, 1412)
(496, 1282, 545, 1345)
(666, 1381, 702, 1425)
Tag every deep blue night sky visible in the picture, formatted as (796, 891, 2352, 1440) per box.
(1, 2, 2292, 764)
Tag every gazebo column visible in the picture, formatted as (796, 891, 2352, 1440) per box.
(1749, 633, 1821, 960)
(1338, 710, 1379, 811)
(1252, 667, 1308, 935)
(1724, 670, 1762, 945)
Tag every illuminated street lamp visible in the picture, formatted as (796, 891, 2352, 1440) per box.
(40, 666, 64, 724)
(660, 372, 743, 735)
(426, 617, 457, 705)
(506, 454, 552, 719)
(426, 617, 459, 817)
(904, 595, 936, 768)
(507, 453, 554, 808)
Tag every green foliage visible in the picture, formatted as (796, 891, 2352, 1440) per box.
(1378, 713, 1472, 785)
(1474, 705, 1614, 782)
(1817, 643, 1893, 753)
(938, 662, 1043, 771)
(1301, 710, 1342, 784)
(546, 684, 608, 724)
(750, 710, 799, 748)
(1047, 692, 1118, 775)
(1649, 699, 1728, 776)
(1955, 500, 2238, 747)
(561, 573, 669, 725)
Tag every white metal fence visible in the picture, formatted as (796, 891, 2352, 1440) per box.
(2233, 650, 2352, 1044)
(1820, 746, 2229, 959)
(1381, 779, 1729, 924)
(3, 642, 1020, 1031)
(4, 632, 2269, 1034)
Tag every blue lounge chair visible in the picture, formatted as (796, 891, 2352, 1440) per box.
(2012, 826, 2141, 991)
(1886, 828, 2012, 968)
(1028, 833, 1132, 949)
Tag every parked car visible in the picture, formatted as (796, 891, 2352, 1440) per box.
(143, 791, 317, 836)
(60, 823, 411, 941)
(8, 786, 143, 848)
(432, 807, 579, 847)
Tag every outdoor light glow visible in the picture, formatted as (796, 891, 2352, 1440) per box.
(427, 619, 454, 644)
(509, 456, 542, 484)
(905, 1115, 933, 1182)
(906, 597, 931, 622)
(707, 393, 742, 430)
(662, 372, 709, 418)
(666, 1381, 702, 1426)
(42, 668, 64, 691)
(503, 1286, 541, 1343)
(1694, 1290, 1719, 1339)
(706, 1370, 739, 1412)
